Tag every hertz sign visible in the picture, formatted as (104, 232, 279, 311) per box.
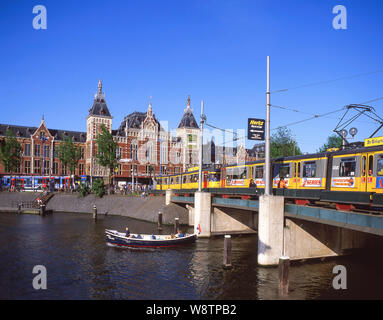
(248, 118, 265, 140)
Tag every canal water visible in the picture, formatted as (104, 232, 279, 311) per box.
(0, 212, 382, 300)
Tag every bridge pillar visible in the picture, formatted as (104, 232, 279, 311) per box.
(165, 189, 173, 205)
(258, 195, 284, 266)
(194, 192, 211, 237)
(186, 204, 194, 227)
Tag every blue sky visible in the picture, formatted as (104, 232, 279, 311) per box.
(1, 0, 382, 153)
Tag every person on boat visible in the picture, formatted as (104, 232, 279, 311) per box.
(170, 233, 175, 239)
(125, 227, 130, 237)
(175, 230, 184, 238)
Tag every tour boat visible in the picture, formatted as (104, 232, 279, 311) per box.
(105, 229, 197, 248)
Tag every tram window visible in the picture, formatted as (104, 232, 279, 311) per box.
(254, 166, 264, 179)
(208, 173, 219, 182)
(362, 156, 366, 176)
(339, 158, 356, 177)
(176, 176, 180, 184)
(303, 162, 316, 178)
(183, 175, 187, 184)
(377, 157, 383, 176)
(279, 164, 290, 178)
(368, 155, 373, 176)
(165, 178, 168, 185)
(297, 162, 301, 177)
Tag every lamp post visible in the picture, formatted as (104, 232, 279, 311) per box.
(131, 167, 135, 192)
(198, 100, 206, 192)
(40, 135, 47, 188)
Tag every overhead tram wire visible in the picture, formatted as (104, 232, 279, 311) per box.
(270, 70, 383, 94)
(271, 96, 383, 131)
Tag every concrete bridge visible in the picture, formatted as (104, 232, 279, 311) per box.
(163, 189, 383, 266)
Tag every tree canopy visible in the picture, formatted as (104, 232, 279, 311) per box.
(270, 127, 302, 158)
(0, 129, 22, 175)
(317, 134, 343, 152)
(95, 124, 119, 184)
(57, 136, 82, 176)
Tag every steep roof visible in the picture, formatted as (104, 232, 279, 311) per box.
(88, 80, 112, 118)
(178, 96, 199, 129)
(116, 111, 164, 136)
(0, 124, 87, 142)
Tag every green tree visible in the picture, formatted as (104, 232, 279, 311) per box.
(270, 127, 302, 158)
(95, 124, 119, 186)
(0, 129, 22, 181)
(317, 134, 343, 152)
(57, 136, 82, 185)
(91, 178, 105, 198)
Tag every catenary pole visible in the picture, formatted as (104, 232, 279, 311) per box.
(265, 56, 271, 196)
(198, 100, 204, 192)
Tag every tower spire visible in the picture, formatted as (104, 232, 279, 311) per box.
(147, 96, 153, 116)
(98, 79, 102, 95)
(187, 95, 191, 108)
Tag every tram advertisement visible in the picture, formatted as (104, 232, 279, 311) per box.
(331, 177, 355, 188)
(227, 179, 245, 186)
(301, 178, 322, 187)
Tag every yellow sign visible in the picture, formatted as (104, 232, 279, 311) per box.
(188, 166, 199, 172)
(249, 120, 264, 126)
(364, 136, 383, 147)
(326, 148, 340, 152)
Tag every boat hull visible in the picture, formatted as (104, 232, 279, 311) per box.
(105, 229, 197, 248)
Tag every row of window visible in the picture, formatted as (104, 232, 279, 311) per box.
(23, 144, 85, 159)
(12, 161, 85, 175)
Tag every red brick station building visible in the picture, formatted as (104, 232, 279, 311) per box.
(0, 81, 259, 190)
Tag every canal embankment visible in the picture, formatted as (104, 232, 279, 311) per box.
(0, 192, 189, 225)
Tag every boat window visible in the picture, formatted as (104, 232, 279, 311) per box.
(377, 156, 383, 176)
(339, 158, 356, 177)
(303, 161, 316, 178)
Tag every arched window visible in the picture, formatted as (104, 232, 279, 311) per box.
(130, 140, 138, 161)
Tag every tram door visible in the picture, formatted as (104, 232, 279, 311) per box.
(291, 161, 301, 189)
(203, 172, 208, 189)
(361, 153, 374, 192)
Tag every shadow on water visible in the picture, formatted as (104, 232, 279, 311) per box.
(0, 212, 383, 299)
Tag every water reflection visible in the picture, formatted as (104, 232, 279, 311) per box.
(0, 212, 382, 299)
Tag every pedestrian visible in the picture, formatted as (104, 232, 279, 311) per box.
(278, 177, 287, 189)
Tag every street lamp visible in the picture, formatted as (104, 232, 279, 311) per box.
(40, 134, 47, 188)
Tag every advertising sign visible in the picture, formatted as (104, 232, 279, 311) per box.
(301, 178, 322, 187)
(331, 177, 355, 188)
(228, 179, 245, 186)
(248, 118, 265, 140)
